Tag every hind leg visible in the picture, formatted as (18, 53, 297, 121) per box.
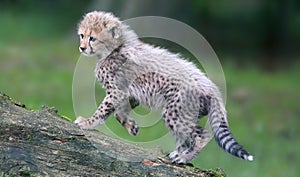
(162, 102, 211, 163)
(161, 105, 195, 163)
(163, 90, 212, 163)
(177, 125, 211, 163)
(168, 124, 211, 164)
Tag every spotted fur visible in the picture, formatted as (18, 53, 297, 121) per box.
(74, 11, 253, 163)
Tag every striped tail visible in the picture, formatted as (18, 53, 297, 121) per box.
(208, 96, 253, 161)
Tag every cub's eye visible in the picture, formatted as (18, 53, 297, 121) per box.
(89, 36, 96, 42)
(79, 34, 84, 39)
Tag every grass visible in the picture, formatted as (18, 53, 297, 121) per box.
(0, 40, 76, 117)
(0, 11, 299, 176)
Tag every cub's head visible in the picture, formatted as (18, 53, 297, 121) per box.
(77, 11, 122, 57)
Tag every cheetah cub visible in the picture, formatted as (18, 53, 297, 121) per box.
(75, 11, 253, 164)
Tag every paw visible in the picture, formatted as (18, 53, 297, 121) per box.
(129, 123, 139, 136)
(74, 116, 93, 130)
(169, 150, 188, 164)
(125, 120, 139, 136)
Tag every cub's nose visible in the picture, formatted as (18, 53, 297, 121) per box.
(79, 47, 86, 52)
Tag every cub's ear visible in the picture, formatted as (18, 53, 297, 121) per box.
(106, 21, 121, 39)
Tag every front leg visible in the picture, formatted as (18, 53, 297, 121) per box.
(115, 98, 140, 136)
(75, 89, 127, 129)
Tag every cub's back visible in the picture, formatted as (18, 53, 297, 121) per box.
(124, 43, 206, 84)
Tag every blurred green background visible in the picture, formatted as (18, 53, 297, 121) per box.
(0, 0, 299, 176)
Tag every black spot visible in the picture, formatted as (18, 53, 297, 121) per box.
(163, 113, 167, 118)
(168, 93, 175, 97)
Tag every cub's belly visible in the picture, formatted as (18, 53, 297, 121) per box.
(128, 83, 165, 108)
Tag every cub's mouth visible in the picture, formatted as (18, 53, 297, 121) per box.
(79, 47, 95, 56)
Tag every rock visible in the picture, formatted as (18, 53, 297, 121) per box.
(0, 93, 226, 177)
